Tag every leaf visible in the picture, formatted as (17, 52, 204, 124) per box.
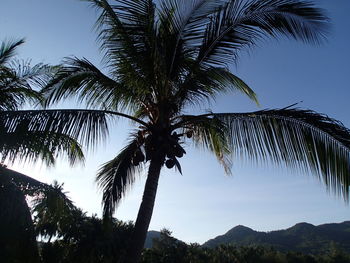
(213, 108, 350, 199)
(96, 137, 144, 217)
(198, 0, 328, 66)
(0, 38, 25, 66)
(177, 114, 233, 174)
(0, 109, 110, 164)
(175, 65, 258, 108)
(43, 57, 138, 112)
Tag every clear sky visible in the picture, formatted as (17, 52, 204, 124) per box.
(1, 0, 350, 244)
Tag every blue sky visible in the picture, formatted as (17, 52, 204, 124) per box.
(2, 0, 350, 243)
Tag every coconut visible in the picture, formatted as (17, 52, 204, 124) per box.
(174, 145, 185, 158)
(165, 159, 175, 169)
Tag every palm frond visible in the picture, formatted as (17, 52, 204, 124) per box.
(31, 180, 77, 239)
(0, 130, 85, 166)
(87, 0, 154, 35)
(84, 0, 139, 60)
(8, 60, 54, 88)
(96, 137, 143, 217)
(210, 108, 350, 199)
(0, 38, 25, 66)
(159, 0, 221, 44)
(175, 65, 258, 109)
(0, 60, 53, 110)
(178, 114, 233, 174)
(0, 86, 41, 111)
(198, 0, 328, 66)
(85, 0, 154, 78)
(112, 0, 154, 26)
(43, 57, 138, 111)
(157, 0, 222, 77)
(0, 109, 109, 152)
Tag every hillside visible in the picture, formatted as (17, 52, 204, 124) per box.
(202, 221, 350, 254)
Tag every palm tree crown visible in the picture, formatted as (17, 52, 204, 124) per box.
(0, 39, 46, 111)
(41, 0, 349, 262)
(0, 39, 113, 166)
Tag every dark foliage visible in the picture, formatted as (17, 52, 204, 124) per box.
(39, 216, 134, 263)
(0, 167, 40, 263)
(142, 230, 350, 263)
(29, 181, 134, 263)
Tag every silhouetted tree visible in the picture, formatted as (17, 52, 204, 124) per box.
(0, 166, 40, 263)
(40, 1, 350, 262)
(0, 38, 112, 262)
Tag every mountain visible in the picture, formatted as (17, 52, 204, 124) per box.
(202, 221, 350, 254)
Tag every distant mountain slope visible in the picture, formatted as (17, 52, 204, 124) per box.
(202, 221, 350, 254)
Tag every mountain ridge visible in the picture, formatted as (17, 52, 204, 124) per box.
(145, 221, 350, 254)
(202, 221, 350, 254)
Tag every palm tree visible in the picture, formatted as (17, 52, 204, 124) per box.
(0, 39, 122, 262)
(42, 0, 350, 262)
(0, 38, 113, 166)
(0, 39, 43, 111)
(31, 181, 77, 242)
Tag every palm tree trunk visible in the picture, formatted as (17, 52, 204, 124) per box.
(125, 152, 165, 263)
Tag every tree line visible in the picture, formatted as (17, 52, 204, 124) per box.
(5, 178, 350, 263)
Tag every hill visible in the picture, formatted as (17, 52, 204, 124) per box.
(202, 221, 350, 254)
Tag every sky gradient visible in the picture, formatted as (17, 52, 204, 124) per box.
(2, 0, 350, 243)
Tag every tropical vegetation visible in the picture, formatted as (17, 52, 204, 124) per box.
(39, 0, 350, 261)
(1, 0, 350, 262)
(21, 182, 350, 263)
(0, 39, 111, 262)
(0, 39, 110, 166)
(142, 230, 350, 263)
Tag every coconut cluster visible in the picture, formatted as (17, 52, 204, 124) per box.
(131, 130, 193, 169)
(164, 132, 186, 169)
